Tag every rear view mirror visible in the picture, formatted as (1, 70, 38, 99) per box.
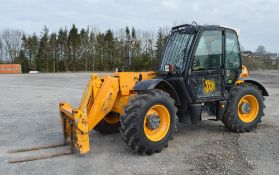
(241, 51, 251, 57)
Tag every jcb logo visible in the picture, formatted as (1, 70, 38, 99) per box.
(203, 80, 216, 93)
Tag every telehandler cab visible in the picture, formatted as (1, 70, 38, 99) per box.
(8, 24, 268, 163)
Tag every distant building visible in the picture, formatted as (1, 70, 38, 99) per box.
(251, 52, 278, 60)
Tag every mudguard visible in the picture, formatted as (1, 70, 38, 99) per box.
(134, 79, 181, 106)
(242, 78, 269, 96)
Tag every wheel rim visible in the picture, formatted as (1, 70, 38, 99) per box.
(103, 114, 120, 124)
(238, 95, 259, 123)
(144, 105, 170, 142)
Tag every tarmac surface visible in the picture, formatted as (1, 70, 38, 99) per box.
(0, 71, 278, 175)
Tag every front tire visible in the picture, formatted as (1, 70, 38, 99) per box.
(120, 89, 177, 155)
(222, 83, 264, 132)
(95, 112, 120, 134)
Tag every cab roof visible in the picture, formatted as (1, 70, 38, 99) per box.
(172, 24, 240, 36)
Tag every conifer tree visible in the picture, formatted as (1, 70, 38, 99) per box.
(15, 50, 29, 72)
(36, 26, 49, 72)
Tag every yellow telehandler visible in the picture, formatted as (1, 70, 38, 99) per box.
(8, 24, 268, 163)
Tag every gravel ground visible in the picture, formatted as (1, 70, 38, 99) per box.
(0, 71, 278, 175)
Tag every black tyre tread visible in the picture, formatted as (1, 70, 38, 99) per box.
(222, 83, 265, 132)
(120, 89, 178, 155)
(95, 113, 120, 134)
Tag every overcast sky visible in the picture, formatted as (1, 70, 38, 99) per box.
(0, 0, 278, 52)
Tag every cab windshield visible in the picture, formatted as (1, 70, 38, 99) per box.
(159, 31, 195, 72)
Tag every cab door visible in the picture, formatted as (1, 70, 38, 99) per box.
(224, 30, 242, 85)
(187, 29, 225, 103)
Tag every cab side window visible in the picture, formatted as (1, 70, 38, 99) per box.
(193, 31, 222, 71)
(225, 31, 241, 84)
(225, 31, 241, 69)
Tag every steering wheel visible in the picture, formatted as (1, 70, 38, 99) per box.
(193, 59, 200, 67)
(226, 62, 233, 69)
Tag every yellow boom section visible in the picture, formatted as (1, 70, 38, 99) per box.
(59, 72, 156, 154)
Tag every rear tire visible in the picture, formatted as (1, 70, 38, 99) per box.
(120, 89, 177, 155)
(95, 112, 120, 134)
(222, 83, 264, 132)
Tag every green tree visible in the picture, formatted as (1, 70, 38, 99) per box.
(49, 33, 57, 72)
(104, 29, 114, 71)
(125, 26, 130, 40)
(131, 27, 136, 39)
(22, 34, 39, 71)
(15, 50, 29, 73)
(88, 30, 97, 71)
(155, 28, 166, 68)
(8, 24, 176, 72)
(36, 26, 49, 72)
(68, 24, 80, 71)
(29, 34, 39, 70)
(256, 45, 266, 56)
(79, 28, 91, 71)
(57, 28, 68, 71)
